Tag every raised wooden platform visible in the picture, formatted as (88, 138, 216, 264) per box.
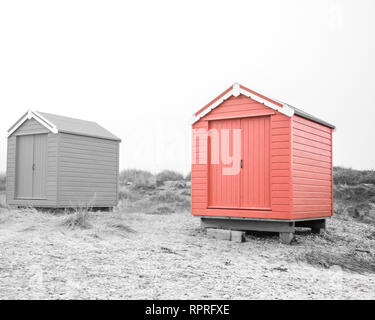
(200, 216, 326, 244)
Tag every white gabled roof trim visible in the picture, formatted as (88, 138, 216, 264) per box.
(191, 83, 295, 124)
(7, 110, 58, 137)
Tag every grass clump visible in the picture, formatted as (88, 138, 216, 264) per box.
(107, 221, 136, 233)
(62, 206, 92, 229)
(116, 169, 190, 214)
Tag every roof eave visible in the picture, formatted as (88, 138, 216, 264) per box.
(192, 83, 336, 130)
(58, 129, 121, 142)
(293, 109, 336, 130)
(192, 83, 294, 124)
(6, 110, 58, 137)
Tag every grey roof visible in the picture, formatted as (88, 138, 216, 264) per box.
(291, 106, 335, 129)
(274, 100, 336, 129)
(38, 111, 121, 141)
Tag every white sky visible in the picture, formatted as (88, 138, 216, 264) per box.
(0, 0, 374, 175)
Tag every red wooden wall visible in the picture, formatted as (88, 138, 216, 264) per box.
(290, 115, 333, 219)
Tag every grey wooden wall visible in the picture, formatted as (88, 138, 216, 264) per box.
(56, 133, 119, 207)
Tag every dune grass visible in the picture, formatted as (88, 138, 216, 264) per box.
(117, 169, 190, 215)
(333, 166, 375, 185)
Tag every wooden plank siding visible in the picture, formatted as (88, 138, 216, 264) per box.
(191, 120, 208, 212)
(56, 133, 119, 207)
(6, 119, 58, 207)
(191, 94, 292, 219)
(290, 115, 333, 219)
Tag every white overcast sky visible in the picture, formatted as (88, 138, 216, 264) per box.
(0, 0, 374, 175)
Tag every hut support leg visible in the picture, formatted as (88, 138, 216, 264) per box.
(201, 217, 295, 244)
(295, 219, 326, 234)
(279, 232, 294, 244)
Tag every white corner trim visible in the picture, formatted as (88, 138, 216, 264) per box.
(191, 83, 295, 124)
(32, 110, 58, 134)
(7, 110, 58, 137)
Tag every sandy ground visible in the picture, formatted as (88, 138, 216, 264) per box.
(0, 208, 374, 300)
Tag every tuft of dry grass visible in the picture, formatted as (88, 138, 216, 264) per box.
(62, 206, 92, 229)
(107, 222, 136, 233)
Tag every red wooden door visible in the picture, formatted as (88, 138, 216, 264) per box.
(240, 116, 271, 209)
(208, 119, 241, 208)
(208, 116, 271, 210)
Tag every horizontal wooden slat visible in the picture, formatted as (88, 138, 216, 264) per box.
(272, 141, 289, 149)
(292, 184, 331, 192)
(293, 128, 331, 145)
(272, 183, 290, 191)
(293, 142, 331, 157)
(294, 198, 331, 205)
(272, 148, 289, 156)
(272, 134, 289, 142)
(293, 155, 331, 169)
(292, 121, 331, 139)
(293, 149, 331, 163)
(60, 133, 118, 145)
(272, 169, 289, 177)
(293, 115, 331, 133)
(191, 171, 207, 178)
(271, 162, 289, 170)
(272, 197, 290, 205)
(293, 204, 331, 212)
(292, 169, 331, 181)
(272, 120, 290, 128)
(272, 128, 289, 135)
(191, 189, 207, 196)
(293, 177, 331, 187)
(293, 191, 331, 198)
(293, 163, 331, 175)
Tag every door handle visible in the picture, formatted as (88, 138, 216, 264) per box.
(32, 163, 35, 171)
(240, 160, 243, 169)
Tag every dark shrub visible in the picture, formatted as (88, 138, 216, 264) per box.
(333, 167, 375, 185)
(119, 169, 156, 189)
(156, 170, 184, 185)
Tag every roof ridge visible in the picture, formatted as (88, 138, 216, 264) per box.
(37, 111, 97, 124)
(192, 83, 335, 129)
(7, 110, 121, 141)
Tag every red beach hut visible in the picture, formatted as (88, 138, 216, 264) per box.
(191, 83, 335, 243)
